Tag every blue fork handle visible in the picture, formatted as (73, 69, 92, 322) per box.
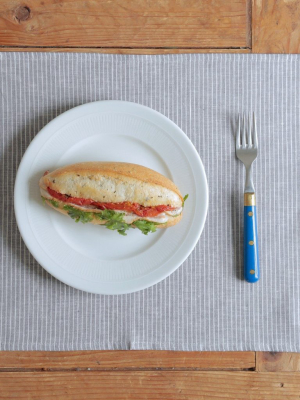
(244, 193, 260, 283)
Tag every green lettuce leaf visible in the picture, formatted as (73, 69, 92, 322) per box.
(63, 205, 93, 224)
(105, 219, 131, 236)
(94, 210, 131, 236)
(133, 220, 158, 235)
(182, 194, 189, 207)
(41, 196, 59, 208)
(94, 209, 118, 221)
(56, 204, 162, 237)
(49, 199, 59, 208)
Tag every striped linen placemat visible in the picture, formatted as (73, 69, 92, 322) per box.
(0, 53, 299, 351)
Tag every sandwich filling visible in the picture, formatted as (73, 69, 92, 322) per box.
(46, 187, 182, 220)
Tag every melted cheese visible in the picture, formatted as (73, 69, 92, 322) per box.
(165, 207, 182, 216)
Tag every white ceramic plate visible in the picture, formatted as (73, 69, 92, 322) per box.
(14, 101, 208, 294)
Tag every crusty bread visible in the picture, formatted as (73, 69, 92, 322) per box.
(45, 200, 182, 229)
(39, 162, 182, 207)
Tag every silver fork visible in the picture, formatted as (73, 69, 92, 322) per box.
(236, 113, 260, 283)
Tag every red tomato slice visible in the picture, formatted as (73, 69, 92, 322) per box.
(47, 187, 176, 217)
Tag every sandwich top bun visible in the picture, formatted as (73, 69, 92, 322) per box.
(39, 162, 182, 208)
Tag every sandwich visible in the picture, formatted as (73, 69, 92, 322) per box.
(39, 162, 188, 236)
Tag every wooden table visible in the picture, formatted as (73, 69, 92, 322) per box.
(1, 0, 300, 398)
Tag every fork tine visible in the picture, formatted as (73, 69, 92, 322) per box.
(242, 114, 246, 148)
(253, 112, 258, 148)
(236, 115, 241, 148)
(247, 113, 252, 146)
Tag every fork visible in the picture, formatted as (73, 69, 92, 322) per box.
(236, 113, 260, 283)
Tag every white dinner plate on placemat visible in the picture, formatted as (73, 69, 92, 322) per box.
(14, 101, 208, 294)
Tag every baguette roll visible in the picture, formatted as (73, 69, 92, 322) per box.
(39, 162, 185, 234)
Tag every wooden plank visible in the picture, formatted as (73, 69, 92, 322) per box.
(252, 0, 300, 53)
(0, 47, 251, 53)
(0, 0, 249, 48)
(256, 352, 300, 372)
(0, 371, 299, 399)
(0, 351, 255, 370)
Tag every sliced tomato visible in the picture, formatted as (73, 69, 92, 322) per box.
(47, 187, 175, 217)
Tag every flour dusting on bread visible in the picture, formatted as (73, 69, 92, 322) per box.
(40, 162, 182, 207)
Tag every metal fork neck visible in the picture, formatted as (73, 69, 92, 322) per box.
(244, 163, 255, 193)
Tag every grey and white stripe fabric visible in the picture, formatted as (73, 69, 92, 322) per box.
(0, 53, 299, 351)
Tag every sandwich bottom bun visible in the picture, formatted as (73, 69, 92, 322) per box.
(45, 200, 183, 229)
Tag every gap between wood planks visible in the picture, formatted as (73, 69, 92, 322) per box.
(0, 46, 251, 54)
(0, 367, 256, 372)
(0, 46, 251, 49)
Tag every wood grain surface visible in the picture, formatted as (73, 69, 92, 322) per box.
(1, 0, 299, 53)
(0, 370, 299, 400)
(253, 0, 300, 53)
(256, 352, 300, 372)
(0, 0, 250, 49)
(0, 351, 255, 370)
